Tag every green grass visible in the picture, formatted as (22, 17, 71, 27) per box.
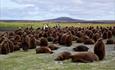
(0, 49, 115, 70)
(0, 22, 115, 28)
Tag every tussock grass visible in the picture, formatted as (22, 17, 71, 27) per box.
(0, 22, 115, 28)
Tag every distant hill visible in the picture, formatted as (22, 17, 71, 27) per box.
(42, 17, 86, 22)
(0, 17, 115, 23)
(42, 17, 115, 23)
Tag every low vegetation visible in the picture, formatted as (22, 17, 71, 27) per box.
(0, 22, 115, 28)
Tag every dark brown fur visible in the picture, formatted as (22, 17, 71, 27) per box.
(39, 37, 48, 47)
(106, 39, 114, 44)
(65, 35, 73, 46)
(94, 38, 105, 60)
(59, 34, 66, 45)
(102, 31, 108, 39)
(14, 44, 20, 51)
(36, 47, 53, 54)
(0, 40, 10, 54)
(93, 33, 101, 42)
(55, 51, 71, 61)
(112, 28, 115, 36)
(71, 52, 99, 63)
(76, 38, 84, 43)
(107, 30, 112, 39)
(73, 45, 89, 52)
(48, 44, 59, 50)
(29, 35, 36, 49)
(47, 36, 54, 42)
(84, 39, 94, 44)
(21, 35, 29, 51)
(8, 40, 14, 52)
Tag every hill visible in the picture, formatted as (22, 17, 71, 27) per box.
(0, 17, 115, 23)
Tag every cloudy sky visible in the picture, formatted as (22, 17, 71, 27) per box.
(0, 0, 115, 20)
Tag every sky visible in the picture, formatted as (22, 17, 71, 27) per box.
(0, 0, 115, 20)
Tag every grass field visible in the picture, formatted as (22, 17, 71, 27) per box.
(0, 22, 115, 70)
(0, 22, 115, 28)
